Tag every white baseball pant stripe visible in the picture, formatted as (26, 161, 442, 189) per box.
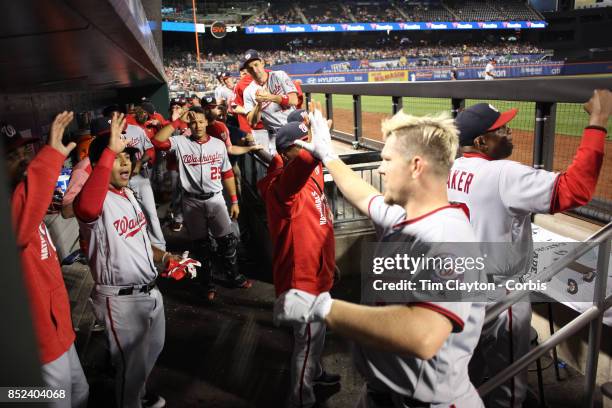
(93, 287, 165, 408)
(41, 344, 89, 408)
(291, 322, 325, 408)
(129, 174, 166, 250)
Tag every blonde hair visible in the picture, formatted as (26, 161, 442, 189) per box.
(381, 110, 459, 176)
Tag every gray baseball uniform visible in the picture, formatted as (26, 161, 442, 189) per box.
(78, 187, 164, 408)
(167, 135, 246, 288)
(125, 123, 166, 250)
(353, 195, 485, 408)
(215, 85, 234, 105)
(447, 152, 558, 408)
(243, 70, 297, 139)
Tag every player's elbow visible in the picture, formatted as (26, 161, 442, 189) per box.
(412, 334, 445, 360)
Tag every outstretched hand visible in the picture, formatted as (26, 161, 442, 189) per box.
(585, 89, 612, 128)
(294, 101, 338, 165)
(108, 112, 128, 154)
(48, 111, 76, 156)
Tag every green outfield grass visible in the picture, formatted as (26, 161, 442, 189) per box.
(310, 94, 611, 137)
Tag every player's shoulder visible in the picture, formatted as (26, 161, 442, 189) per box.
(207, 136, 226, 149)
(417, 206, 476, 242)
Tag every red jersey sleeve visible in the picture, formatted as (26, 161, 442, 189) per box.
(74, 148, 115, 222)
(550, 126, 606, 213)
(11, 146, 66, 247)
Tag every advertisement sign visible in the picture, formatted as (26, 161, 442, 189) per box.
(369, 70, 408, 82)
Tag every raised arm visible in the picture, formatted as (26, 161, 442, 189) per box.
(74, 113, 127, 222)
(550, 89, 611, 213)
(12, 112, 75, 246)
(296, 102, 380, 215)
(154, 107, 192, 146)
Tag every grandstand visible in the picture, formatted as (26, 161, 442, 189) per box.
(161, 0, 543, 25)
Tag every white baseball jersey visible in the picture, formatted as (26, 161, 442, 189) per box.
(447, 153, 558, 278)
(353, 195, 485, 405)
(215, 85, 234, 105)
(169, 136, 232, 194)
(243, 70, 297, 134)
(78, 188, 157, 286)
(485, 63, 495, 80)
(124, 124, 154, 178)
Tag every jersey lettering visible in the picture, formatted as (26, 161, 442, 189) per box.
(447, 169, 474, 194)
(112, 211, 147, 238)
(182, 152, 223, 166)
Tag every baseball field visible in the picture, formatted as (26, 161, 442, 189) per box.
(310, 93, 612, 202)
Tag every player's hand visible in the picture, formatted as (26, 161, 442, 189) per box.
(48, 111, 76, 156)
(273, 289, 333, 326)
(172, 106, 187, 122)
(180, 109, 196, 124)
(295, 102, 338, 165)
(149, 119, 161, 127)
(108, 112, 127, 154)
(229, 203, 240, 220)
(585, 89, 612, 127)
(255, 88, 275, 103)
(162, 251, 201, 280)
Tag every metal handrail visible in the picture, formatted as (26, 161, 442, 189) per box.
(479, 228, 611, 407)
(478, 294, 612, 397)
(484, 221, 612, 325)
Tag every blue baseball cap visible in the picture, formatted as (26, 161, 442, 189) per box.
(287, 109, 308, 123)
(455, 103, 518, 146)
(241, 49, 262, 70)
(275, 121, 309, 152)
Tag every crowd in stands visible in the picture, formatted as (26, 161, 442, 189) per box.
(247, 0, 541, 25)
(165, 39, 546, 92)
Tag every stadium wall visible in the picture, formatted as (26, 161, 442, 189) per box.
(288, 61, 612, 84)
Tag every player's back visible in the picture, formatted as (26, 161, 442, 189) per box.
(448, 153, 557, 278)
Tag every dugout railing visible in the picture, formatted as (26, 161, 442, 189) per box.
(479, 221, 611, 408)
(239, 155, 612, 407)
(302, 76, 612, 224)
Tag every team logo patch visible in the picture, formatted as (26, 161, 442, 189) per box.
(245, 53, 251, 59)
(2, 124, 17, 138)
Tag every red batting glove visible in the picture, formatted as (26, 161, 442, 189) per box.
(162, 252, 201, 281)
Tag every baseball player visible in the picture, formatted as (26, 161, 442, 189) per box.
(167, 98, 190, 232)
(275, 103, 486, 408)
(447, 90, 611, 408)
(233, 66, 269, 153)
(6, 113, 89, 408)
(242, 49, 298, 154)
(153, 106, 251, 301)
(101, 105, 167, 250)
(214, 71, 235, 107)
(202, 96, 263, 157)
(257, 120, 339, 408)
(484, 58, 496, 80)
(74, 113, 198, 408)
